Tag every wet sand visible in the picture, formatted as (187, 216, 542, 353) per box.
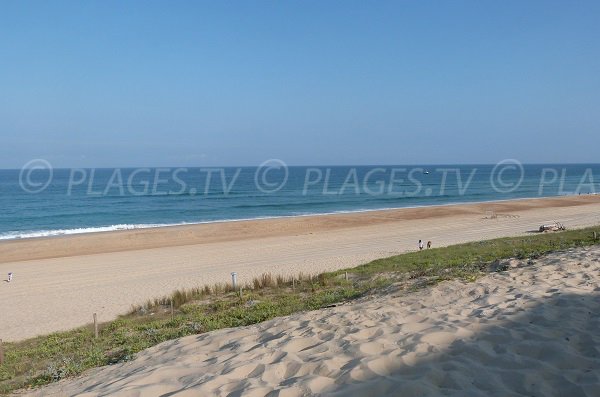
(1, 195, 599, 341)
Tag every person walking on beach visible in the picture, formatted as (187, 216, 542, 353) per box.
(418, 240, 424, 251)
(7, 272, 13, 282)
(427, 241, 432, 249)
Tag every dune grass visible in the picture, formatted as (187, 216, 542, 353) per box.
(1, 226, 599, 394)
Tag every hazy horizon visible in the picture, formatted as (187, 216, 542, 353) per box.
(4, 161, 600, 171)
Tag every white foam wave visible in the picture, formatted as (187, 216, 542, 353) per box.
(0, 193, 576, 241)
(0, 224, 177, 240)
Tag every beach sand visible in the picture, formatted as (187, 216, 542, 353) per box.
(1, 195, 600, 341)
(23, 245, 600, 396)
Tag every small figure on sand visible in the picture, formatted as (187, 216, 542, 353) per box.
(418, 240, 424, 251)
(7, 272, 13, 282)
(427, 240, 432, 249)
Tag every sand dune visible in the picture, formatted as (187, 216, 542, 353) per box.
(24, 245, 600, 396)
(1, 196, 600, 341)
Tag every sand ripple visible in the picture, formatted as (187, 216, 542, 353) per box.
(23, 246, 600, 397)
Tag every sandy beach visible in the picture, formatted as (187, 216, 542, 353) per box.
(1, 195, 600, 342)
(6, 1, 599, 394)
(23, 244, 600, 396)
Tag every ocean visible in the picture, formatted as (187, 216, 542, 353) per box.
(1, 163, 599, 240)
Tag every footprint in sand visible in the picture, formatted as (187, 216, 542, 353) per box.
(306, 376, 336, 394)
(421, 331, 459, 347)
(280, 337, 323, 353)
(358, 341, 385, 355)
(365, 355, 399, 376)
(349, 327, 384, 340)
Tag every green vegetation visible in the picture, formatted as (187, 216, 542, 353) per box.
(1, 226, 599, 394)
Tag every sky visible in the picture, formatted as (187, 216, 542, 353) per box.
(1, 0, 599, 168)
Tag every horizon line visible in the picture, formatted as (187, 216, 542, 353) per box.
(2, 161, 600, 171)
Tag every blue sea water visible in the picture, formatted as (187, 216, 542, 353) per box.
(0, 164, 599, 240)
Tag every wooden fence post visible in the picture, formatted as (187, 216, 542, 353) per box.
(93, 313, 98, 339)
(231, 272, 238, 291)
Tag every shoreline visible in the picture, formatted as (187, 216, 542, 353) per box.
(2, 193, 590, 242)
(1, 194, 600, 341)
(1, 194, 599, 264)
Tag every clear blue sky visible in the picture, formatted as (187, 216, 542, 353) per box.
(1, 1, 599, 167)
